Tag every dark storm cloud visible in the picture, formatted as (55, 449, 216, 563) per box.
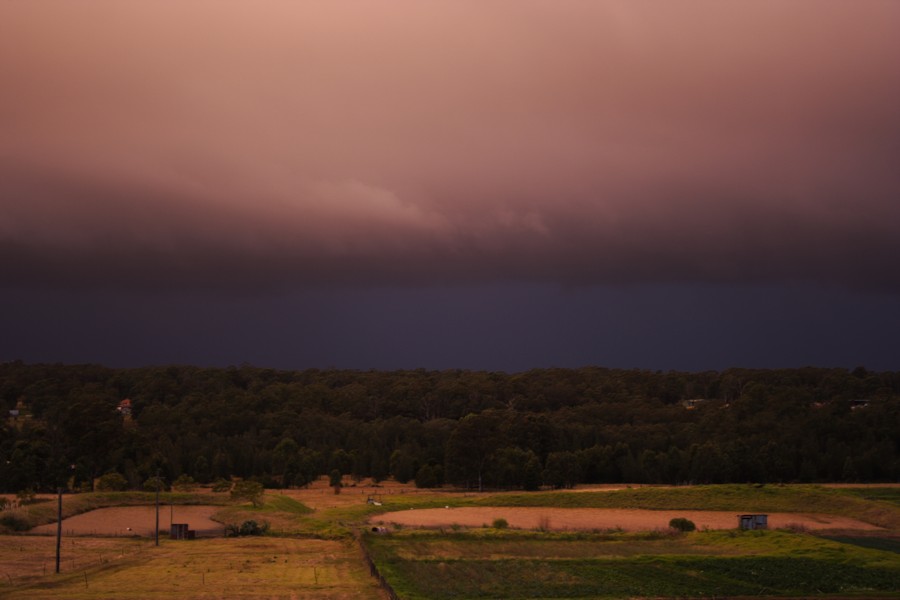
(2, 1, 899, 291)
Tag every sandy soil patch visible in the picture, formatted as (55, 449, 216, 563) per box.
(373, 507, 883, 532)
(30, 505, 225, 537)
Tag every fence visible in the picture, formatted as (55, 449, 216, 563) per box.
(356, 532, 400, 600)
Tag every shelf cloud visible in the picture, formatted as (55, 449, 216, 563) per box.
(3, 1, 899, 291)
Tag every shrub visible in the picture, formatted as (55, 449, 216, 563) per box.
(172, 474, 197, 492)
(142, 476, 170, 492)
(669, 517, 697, 532)
(492, 517, 509, 529)
(16, 489, 36, 505)
(211, 478, 232, 493)
(225, 520, 269, 537)
(96, 472, 129, 491)
(0, 514, 31, 532)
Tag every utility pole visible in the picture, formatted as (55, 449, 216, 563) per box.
(55, 488, 62, 573)
(155, 469, 160, 546)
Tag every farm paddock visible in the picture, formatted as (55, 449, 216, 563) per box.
(2, 482, 900, 599)
(0, 536, 385, 600)
(372, 506, 882, 532)
(30, 505, 225, 538)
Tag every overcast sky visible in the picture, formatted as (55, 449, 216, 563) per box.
(2, 1, 899, 372)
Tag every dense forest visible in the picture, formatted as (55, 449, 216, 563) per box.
(1, 362, 898, 493)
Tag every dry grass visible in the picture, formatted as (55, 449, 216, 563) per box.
(0, 536, 386, 599)
(0, 536, 144, 586)
(5, 482, 900, 599)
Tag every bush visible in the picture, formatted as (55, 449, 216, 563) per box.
(16, 489, 36, 505)
(492, 517, 509, 529)
(0, 514, 31, 532)
(96, 472, 129, 491)
(225, 520, 269, 537)
(211, 478, 233, 493)
(172, 474, 197, 492)
(669, 517, 697, 532)
(142, 476, 170, 492)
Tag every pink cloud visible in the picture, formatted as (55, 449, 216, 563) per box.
(1, 1, 898, 290)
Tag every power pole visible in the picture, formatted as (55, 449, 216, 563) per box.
(155, 469, 160, 546)
(55, 488, 62, 573)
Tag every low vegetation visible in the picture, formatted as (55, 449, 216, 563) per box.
(365, 528, 900, 599)
(224, 519, 269, 537)
(2, 482, 900, 598)
(667, 517, 696, 532)
(0, 536, 382, 599)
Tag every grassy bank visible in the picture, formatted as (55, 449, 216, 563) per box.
(213, 494, 315, 536)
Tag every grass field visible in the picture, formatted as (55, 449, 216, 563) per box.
(3, 482, 900, 599)
(0, 536, 384, 599)
(839, 487, 900, 508)
(365, 529, 900, 599)
(358, 484, 900, 599)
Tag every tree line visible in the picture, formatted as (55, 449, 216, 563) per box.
(1, 362, 897, 493)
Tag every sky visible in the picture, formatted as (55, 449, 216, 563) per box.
(1, 1, 899, 372)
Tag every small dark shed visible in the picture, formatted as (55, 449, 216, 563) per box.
(738, 514, 768, 530)
(170, 523, 195, 540)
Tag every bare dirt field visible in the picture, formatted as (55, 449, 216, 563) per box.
(373, 507, 884, 532)
(30, 505, 224, 537)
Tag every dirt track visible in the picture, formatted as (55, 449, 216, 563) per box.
(30, 506, 224, 537)
(373, 507, 883, 532)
